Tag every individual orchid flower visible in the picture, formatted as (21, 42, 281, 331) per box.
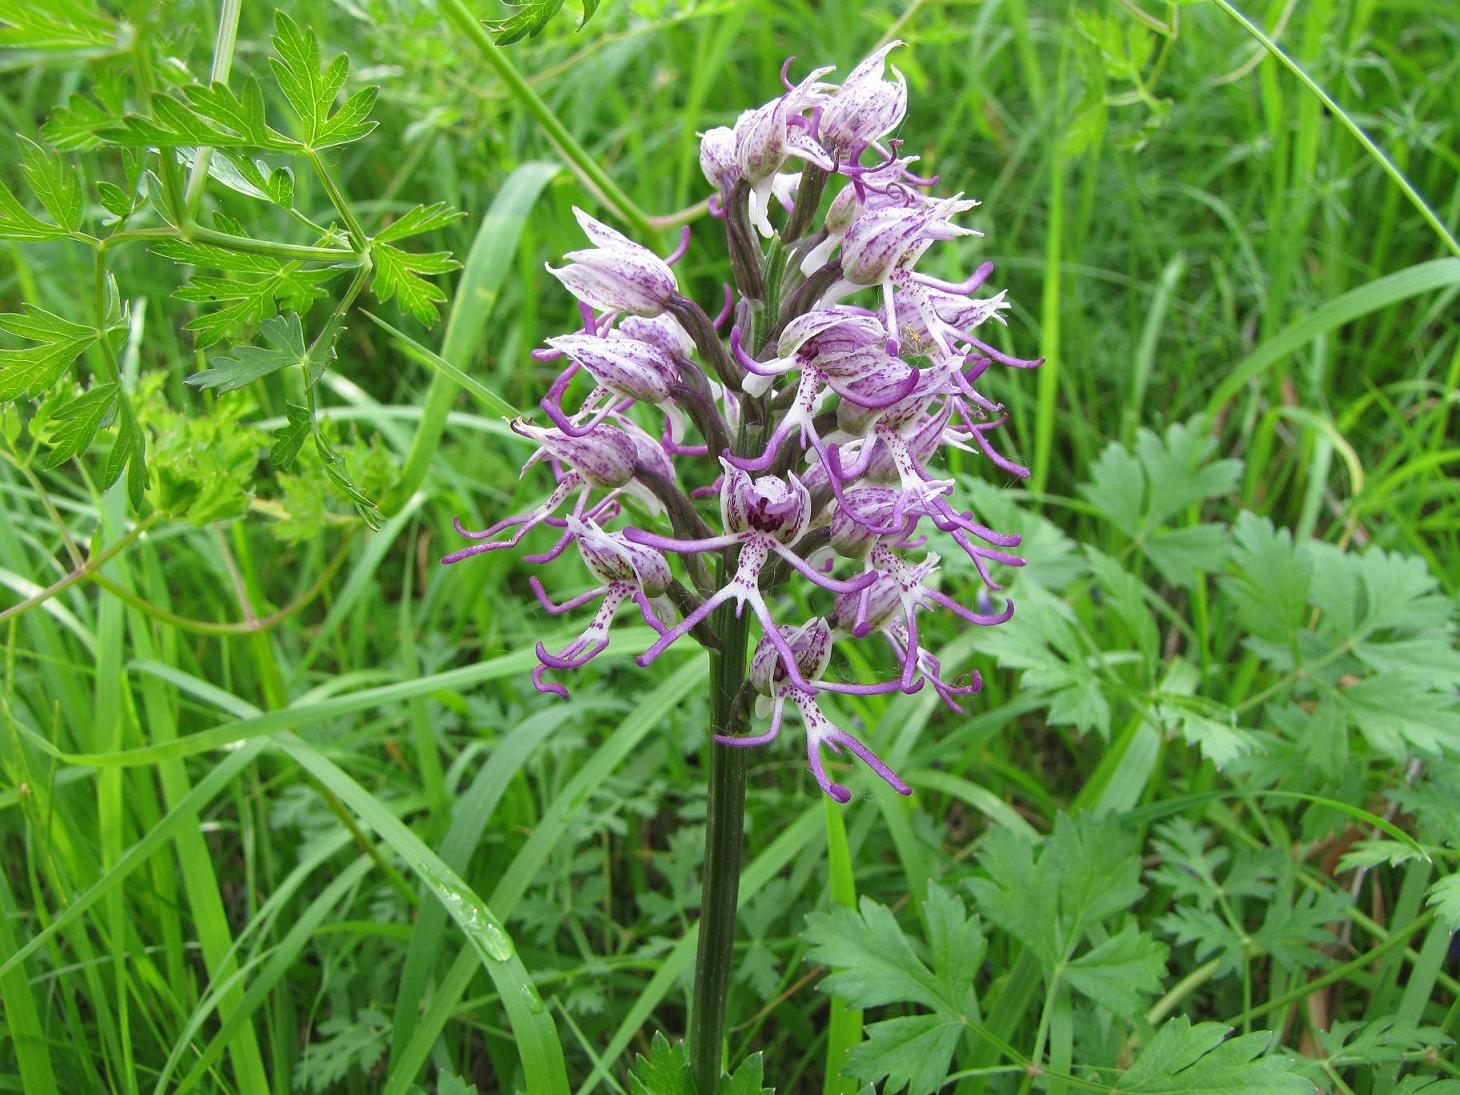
(724, 309, 919, 471)
(626, 466, 876, 691)
(529, 517, 673, 699)
(539, 332, 680, 437)
(734, 62, 837, 236)
(442, 420, 660, 564)
(715, 618, 912, 802)
(547, 207, 679, 316)
(819, 41, 908, 155)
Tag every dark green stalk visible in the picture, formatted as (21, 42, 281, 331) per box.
(688, 593, 752, 1094)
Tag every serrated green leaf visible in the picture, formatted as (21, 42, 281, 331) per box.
(187, 313, 332, 392)
(271, 401, 311, 469)
(95, 180, 133, 219)
(1219, 513, 1312, 643)
(17, 136, 81, 232)
(1062, 923, 1167, 1016)
(43, 381, 117, 465)
(371, 240, 459, 324)
(1315, 1016, 1452, 1071)
(1332, 676, 1460, 760)
(1086, 548, 1160, 675)
(1336, 839, 1425, 871)
(1250, 887, 1349, 972)
(979, 582, 1111, 737)
(0, 179, 65, 240)
(969, 814, 1144, 967)
(627, 1032, 692, 1095)
(0, 304, 99, 400)
(720, 1053, 773, 1095)
(0, 0, 117, 51)
(491, 0, 571, 44)
(103, 93, 248, 148)
(101, 394, 148, 509)
(804, 896, 949, 1013)
(1425, 873, 1460, 932)
(42, 92, 115, 149)
(1144, 524, 1231, 587)
(270, 12, 378, 149)
(1114, 1018, 1308, 1092)
(1160, 705, 1259, 769)
(843, 1014, 963, 1095)
(923, 882, 985, 997)
(374, 202, 466, 244)
(203, 150, 295, 207)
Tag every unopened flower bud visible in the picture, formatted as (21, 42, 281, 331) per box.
(699, 125, 740, 193)
(512, 419, 637, 487)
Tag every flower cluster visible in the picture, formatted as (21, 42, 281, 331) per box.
(445, 43, 1040, 802)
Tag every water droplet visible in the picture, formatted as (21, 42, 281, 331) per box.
(482, 921, 515, 961)
(521, 983, 545, 1014)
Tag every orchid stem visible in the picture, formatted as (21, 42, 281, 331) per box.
(688, 567, 751, 1095)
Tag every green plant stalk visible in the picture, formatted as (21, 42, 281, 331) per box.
(436, 0, 656, 240)
(183, 0, 243, 219)
(688, 606, 750, 1095)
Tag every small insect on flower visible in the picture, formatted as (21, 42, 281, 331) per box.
(445, 42, 1041, 802)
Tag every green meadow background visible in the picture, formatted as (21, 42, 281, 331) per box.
(2, 0, 1459, 1092)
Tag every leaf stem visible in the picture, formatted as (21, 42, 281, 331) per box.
(306, 149, 370, 250)
(0, 514, 160, 626)
(435, 0, 656, 240)
(183, 0, 243, 219)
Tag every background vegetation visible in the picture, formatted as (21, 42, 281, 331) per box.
(2, 0, 1458, 1092)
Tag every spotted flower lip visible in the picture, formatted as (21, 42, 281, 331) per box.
(445, 43, 1041, 803)
(546, 207, 679, 316)
(837, 198, 980, 288)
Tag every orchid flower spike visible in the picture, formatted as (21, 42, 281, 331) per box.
(445, 42, 1041, 803)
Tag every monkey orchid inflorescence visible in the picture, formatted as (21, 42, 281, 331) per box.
(444, 43, 1040, 803)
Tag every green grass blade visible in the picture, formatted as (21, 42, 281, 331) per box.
(0, 741, 267, 981)
(383, 660, 703, 1093)
(1204, 258, 1460, 414)
(274, 733, 571, 1095)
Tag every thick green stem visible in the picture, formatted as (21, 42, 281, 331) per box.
(688, 602, 751, 1095)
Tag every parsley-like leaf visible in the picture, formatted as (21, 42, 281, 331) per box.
(0, 304, 99, 400)
(1113, 1018, 1309, 1093)
(627, 1032, 692, 1095)
(187, 313, 331, 392)
(492, 0, 604, 45)
(43, 381, 117, 465)
(270, 13, 378, 150)
(371, 240, 459, 324)
(804, 884, 983, 1095)
(271, 401, 312, 470)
